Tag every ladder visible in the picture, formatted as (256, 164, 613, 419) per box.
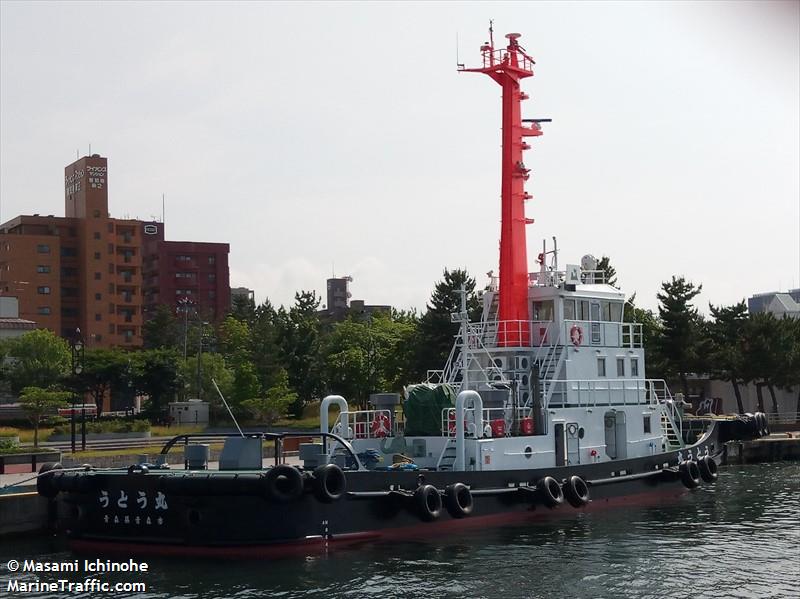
(661, 412, 683, 449)
(436, 437, 458, 471)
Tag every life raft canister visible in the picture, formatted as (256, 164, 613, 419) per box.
(570, 324, 583, 347)
(370, 413, 391, 438)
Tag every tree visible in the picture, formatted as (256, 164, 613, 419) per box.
(229, 294, 257, 326)
(413, 268, 482, 381)
(597, 255, 618, 287)
(707, 302, 748, 413)
(656, 276, 703, 398)
(133, 349, 183, 419)
(277, 291, 324, 418)
(0, 329, 71, 393)
(178, 353, 233, 410)
(19, 386, 71, 448)
(75, 348, 130, 416)
(741, 312, 788, 414)
(241, 370, 297, 426)
(249, 300, 284, 392)
(142, 304, 183, 350)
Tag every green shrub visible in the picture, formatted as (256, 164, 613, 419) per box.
(0, 436, 19, 451)
(51, 418, 151, 436)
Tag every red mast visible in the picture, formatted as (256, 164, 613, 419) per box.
(461, 26, 545, 347)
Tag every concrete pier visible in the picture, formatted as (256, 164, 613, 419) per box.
(723, 432, 800, 464)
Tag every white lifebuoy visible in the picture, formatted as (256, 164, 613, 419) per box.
(570, 325, 583, 346)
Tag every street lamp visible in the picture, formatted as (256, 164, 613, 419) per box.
(177, 297, 194, 360)
(70, 328, 84, 453)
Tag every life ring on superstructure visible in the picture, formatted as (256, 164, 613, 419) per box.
(444, 483, 473, 518)
(569, 325, 583, 347)
(563, 475, 590, 508)
(370, 413, 391, 438)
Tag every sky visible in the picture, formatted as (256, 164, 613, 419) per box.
(1, 1, 798, 314)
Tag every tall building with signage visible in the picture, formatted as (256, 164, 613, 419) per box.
(0, 154, 231, 348)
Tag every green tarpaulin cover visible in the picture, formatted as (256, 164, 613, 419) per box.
(403, 383, 456, 436)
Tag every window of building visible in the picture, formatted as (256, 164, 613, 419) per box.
(60, 247, 77, 257)
(208, 273, 216, 283)
(176, 272, 196, 279)
(643, 415, 651, 434)
(93, 232, 101, 240)
(95, 293, 102, 300)
(108, 243, 114, 254)
(36, 265, 50, 273)
(60, 267, 77, 277)
(37, 286, 51, 294)
(209, 290, 216, 299)
(176, 255, 192, 262)
(94, 252, 101, 260)
(37, 244, 50, 254)
(208, 256, 216, 265)
(61, 307, 78, 318)
(95, 313, 102, 321)
(617, 358, 625, 377)
(597, 357, 606, 377)
(37, 306, 51, 315)
(631, 358, 639, 377)
(108, 223, 114, 233)
(61, 287, 78, 297)
(94, 272, 101, 280)
(93, 210, 101, 218)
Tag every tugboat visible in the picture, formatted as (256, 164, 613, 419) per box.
(37, 27, 767, 557)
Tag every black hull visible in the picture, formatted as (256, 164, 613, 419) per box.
(51, 423, 733, 558)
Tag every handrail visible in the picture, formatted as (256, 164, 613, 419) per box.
(158, 431, 365, 471)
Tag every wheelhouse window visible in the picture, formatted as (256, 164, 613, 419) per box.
(616, 358, 625, 377)
(597, 357, 606, 377)
(563, 298, 576, 320)
(532, 300, 554, 321)
(590, 302, 601, 321)
(578, 300, 590, 320)
(643, 415, 651, 434)
(610, 302, 623, 322)
(631, 358, 639, 377)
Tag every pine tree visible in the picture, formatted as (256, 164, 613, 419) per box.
(656, 276, 703, 398)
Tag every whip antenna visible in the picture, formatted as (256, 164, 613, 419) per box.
(212, 378, 244, 437)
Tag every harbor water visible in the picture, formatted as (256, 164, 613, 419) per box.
(1, 462, 798, 598)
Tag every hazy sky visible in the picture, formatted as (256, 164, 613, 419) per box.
(1, 1, 798, 313)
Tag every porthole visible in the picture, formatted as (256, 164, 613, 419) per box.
(524, 446, 533, 459)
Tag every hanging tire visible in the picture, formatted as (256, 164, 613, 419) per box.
(698, 455, 718, 483)
(414, 484, 442, 521)
(312, 464, 347, 503)
(36, 462, 63, 498)
(679, 460, 701, 489)
(563, 475, 590, 508)
(264, 465, 304, 503)
(757, 412, 769, 437)
(444, 483, 473, 518)
(539, 476, 564, 508)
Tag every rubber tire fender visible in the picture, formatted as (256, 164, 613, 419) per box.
(564, 475, 590, 508)
(539, 475, 564, 508)
(444, 482, 473, 518)
(698, 455, 718, 483)
(264, 464, 304, 504)
(679, 460, 701, 489)
(414, 484, 442, 521)
(312, 464, 347, 503)
(36, 462, 63, 498)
